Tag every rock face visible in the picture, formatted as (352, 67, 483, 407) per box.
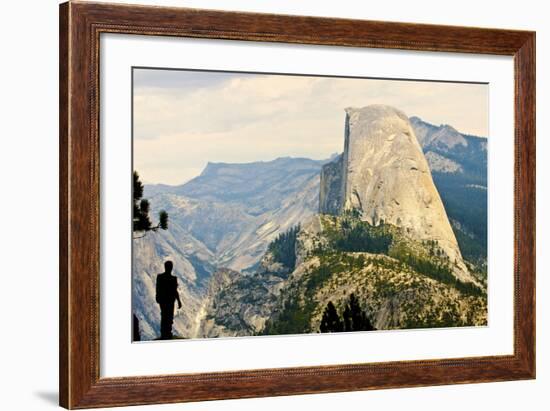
(424, 151, 463, 173)
(196, 260, 290, 338)
(319, 154, 343, 215)
(412, 120, 467, 150)
(320, 105, 474, 283)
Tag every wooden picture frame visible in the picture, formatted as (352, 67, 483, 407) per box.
(59, 1, 535, 408)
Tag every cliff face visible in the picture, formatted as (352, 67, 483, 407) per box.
(320, 105, 474, 284)
(195, 257, 291, 338)
(319, 154, 343, 215)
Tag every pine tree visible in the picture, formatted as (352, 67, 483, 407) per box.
(342, 304, 352, 332)
(319, 301, 343, 333)
(348, 293, 363, 330)
(133, 171, 169, 238)
(345, 293, 376, 331)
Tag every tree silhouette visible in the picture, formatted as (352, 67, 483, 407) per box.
(319, 301, 343, 332)
(345, 293, 375, 331)
(342, 304, 352, 331)
(320, 295, 375, 333)
(133, 171, 168, 239)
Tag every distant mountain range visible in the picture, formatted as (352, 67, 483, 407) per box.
(132, 114, 487, 340)
(144, 156, 328, 271)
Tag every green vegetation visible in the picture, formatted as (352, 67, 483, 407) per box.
(402, 304, 466, 329)
(321, 209, 393, 254)
(343, 293, 375, 331)
(318, 211, 483, 297)
(333, 222, 392, 253)
(433, 173, 487, 263)
(263, 252, 350, 335)
(262, 286, 314, 335)
(389, 239, 484, 297)
(264, 248, 486, 334)
(397, 252, 483, 297)
(264, 253, 377, 335)
(268, 225, 300, 271)
(453, 228, 487, 269)
(263, 209, 486, 335)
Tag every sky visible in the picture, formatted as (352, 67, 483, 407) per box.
(133, 68, 488, 185)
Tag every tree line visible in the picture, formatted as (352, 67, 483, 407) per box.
(268, 225, 300, 271)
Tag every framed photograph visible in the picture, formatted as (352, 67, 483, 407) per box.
(59, 1, 535, 408)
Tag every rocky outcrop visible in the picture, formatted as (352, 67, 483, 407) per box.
(425, 151, 463, 173)
(319, 105, 475, 284)
(410, 118, 467, 150)
(319, 154, 343, 215)
(308, 252, 487, 331)
(196, 261, 289, 338)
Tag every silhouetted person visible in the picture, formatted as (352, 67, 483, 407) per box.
(155, 261, 182, 340)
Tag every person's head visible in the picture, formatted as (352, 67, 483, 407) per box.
(164, 260, 174, 273)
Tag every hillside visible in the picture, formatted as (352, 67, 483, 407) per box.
(199, 213, 487, 337)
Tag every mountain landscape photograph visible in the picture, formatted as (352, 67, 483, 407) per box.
(132, 68, 488, 342)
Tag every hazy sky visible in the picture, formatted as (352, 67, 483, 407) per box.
(134, 68, 488, 185)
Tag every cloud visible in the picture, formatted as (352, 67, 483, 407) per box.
(134, 69, 488, 185)
(134, 68, 244, 92)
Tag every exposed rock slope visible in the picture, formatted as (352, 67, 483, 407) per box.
(425, 151, 463, 173)
(134, 157, 326, 339)
(132, 225, 213, 340)
(146, 157, 324, 272)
